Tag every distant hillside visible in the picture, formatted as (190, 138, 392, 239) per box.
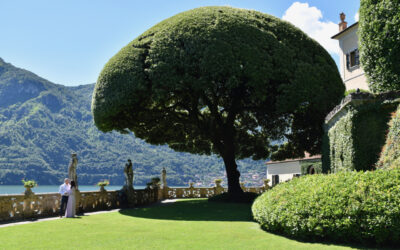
(0, 58, 266, 186)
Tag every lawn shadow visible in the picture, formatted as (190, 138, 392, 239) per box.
(119, 199, 253, 222)
(65, 216, 82, 219)
(119, 199, 397, 250)
(257, 225, 397, 250)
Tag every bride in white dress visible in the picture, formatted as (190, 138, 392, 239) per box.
(65, 181, 76, 218)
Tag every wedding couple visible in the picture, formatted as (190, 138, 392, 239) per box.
(59, 178, 77, 218)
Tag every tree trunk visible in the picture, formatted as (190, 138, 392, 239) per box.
(222, 149, 244, 196)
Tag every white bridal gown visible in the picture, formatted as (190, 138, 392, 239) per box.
(65, 187, 76, 218)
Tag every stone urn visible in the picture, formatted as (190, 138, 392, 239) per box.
(214, 179, 222, 188)
(214, 179, 224, 195)
(99, 185, 106, 192)
(263, 179, 270, 189)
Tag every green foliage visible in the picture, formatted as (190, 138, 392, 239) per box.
(146, 177, 161, 188)
(22, 179, 37, 188)
(97, 180, 109, 187)
(269, 142, 305, 161)
(344, 89, 370, 97)
(252, 169, 400, 246)
(0, 58, 267, 186)
(323, 101, 396, 173)
(300, 161, 322, 175)
(359, 0, 400, 93)
(377, 104, 400, 169)
(323, 109, 355, 172)
(214, 179, 223, 184)
(92, 6, 344, 186)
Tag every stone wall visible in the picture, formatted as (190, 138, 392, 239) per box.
(323, 91, 400, 172)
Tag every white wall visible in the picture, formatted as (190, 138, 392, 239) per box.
(338, 24, 369, 91)
(266, 161, 301, 186)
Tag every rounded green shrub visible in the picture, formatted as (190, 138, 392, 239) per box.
(378, 104, 400, 169)
(252, 170, 400, 245)
(359, 0, 400, 93)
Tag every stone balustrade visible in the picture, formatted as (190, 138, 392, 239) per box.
(0, 180, 268, 223)
(0, 159, 270, 224)
(0, 188, 159, 223)
(159, 182, 269, 199)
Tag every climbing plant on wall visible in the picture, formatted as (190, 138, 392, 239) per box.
(359, 0, 400, 93)
(377, 104, 400, 169)
(323, 98, 398, 173)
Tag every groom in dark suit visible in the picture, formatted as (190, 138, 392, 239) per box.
(58, 178, 70, 217)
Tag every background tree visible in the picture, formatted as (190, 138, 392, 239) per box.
(92, 6, 344, 196)
(359, 0, 400, 93)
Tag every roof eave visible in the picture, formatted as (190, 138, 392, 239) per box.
(331, 22, 359, 39)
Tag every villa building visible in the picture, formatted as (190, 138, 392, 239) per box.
(264, 14, 368, 186)
(331, 13, 369, 91)
(266, 153, 321, 186)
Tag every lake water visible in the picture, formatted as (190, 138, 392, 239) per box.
(0, 185, 147, 195)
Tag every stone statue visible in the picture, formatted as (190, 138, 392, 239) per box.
(68, 153, 78, 187)
(124, 159, 134, 189)
(161, 167, 167, 188)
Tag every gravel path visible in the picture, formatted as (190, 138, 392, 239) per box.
(0, 199, 178, 228)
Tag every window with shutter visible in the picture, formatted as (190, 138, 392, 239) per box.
(355, 49, 360, 66)
(347, 49, 360, 69)
(272, 175, 279, 186)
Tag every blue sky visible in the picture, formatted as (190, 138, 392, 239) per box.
(0, 0, 360, 86)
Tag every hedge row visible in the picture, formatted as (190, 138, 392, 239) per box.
(359, 0, 400, 93)
(252, 169, 400, 246)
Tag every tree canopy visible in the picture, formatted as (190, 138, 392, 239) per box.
(359, 0, 400, 93)
(92, 6, 344, 195)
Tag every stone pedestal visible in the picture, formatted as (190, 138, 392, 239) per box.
(75, 189, 81, 214)
(24, 187, 34, 197)
(263, 179, 270, 190)
(214, 180, 224, 195)
(161, 168, 168, 200)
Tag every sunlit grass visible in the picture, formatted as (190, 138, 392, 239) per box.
(0, 199, 355, 249)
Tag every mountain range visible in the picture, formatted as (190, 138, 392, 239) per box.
(0, 58, 266, 186)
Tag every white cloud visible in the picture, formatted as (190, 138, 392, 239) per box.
(354, 11, 359, 22)
(282, 2, 340, 56)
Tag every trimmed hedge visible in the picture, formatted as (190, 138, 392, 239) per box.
(378, 104, 400, 169)
(252, 169, 400, 245)
(359, 0, 400, 93)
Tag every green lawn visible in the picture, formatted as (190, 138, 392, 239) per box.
(0, 199, 357, 249)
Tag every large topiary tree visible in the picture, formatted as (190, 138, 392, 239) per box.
(92, 6, 344, 196)
(359, 0, 400, 93)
